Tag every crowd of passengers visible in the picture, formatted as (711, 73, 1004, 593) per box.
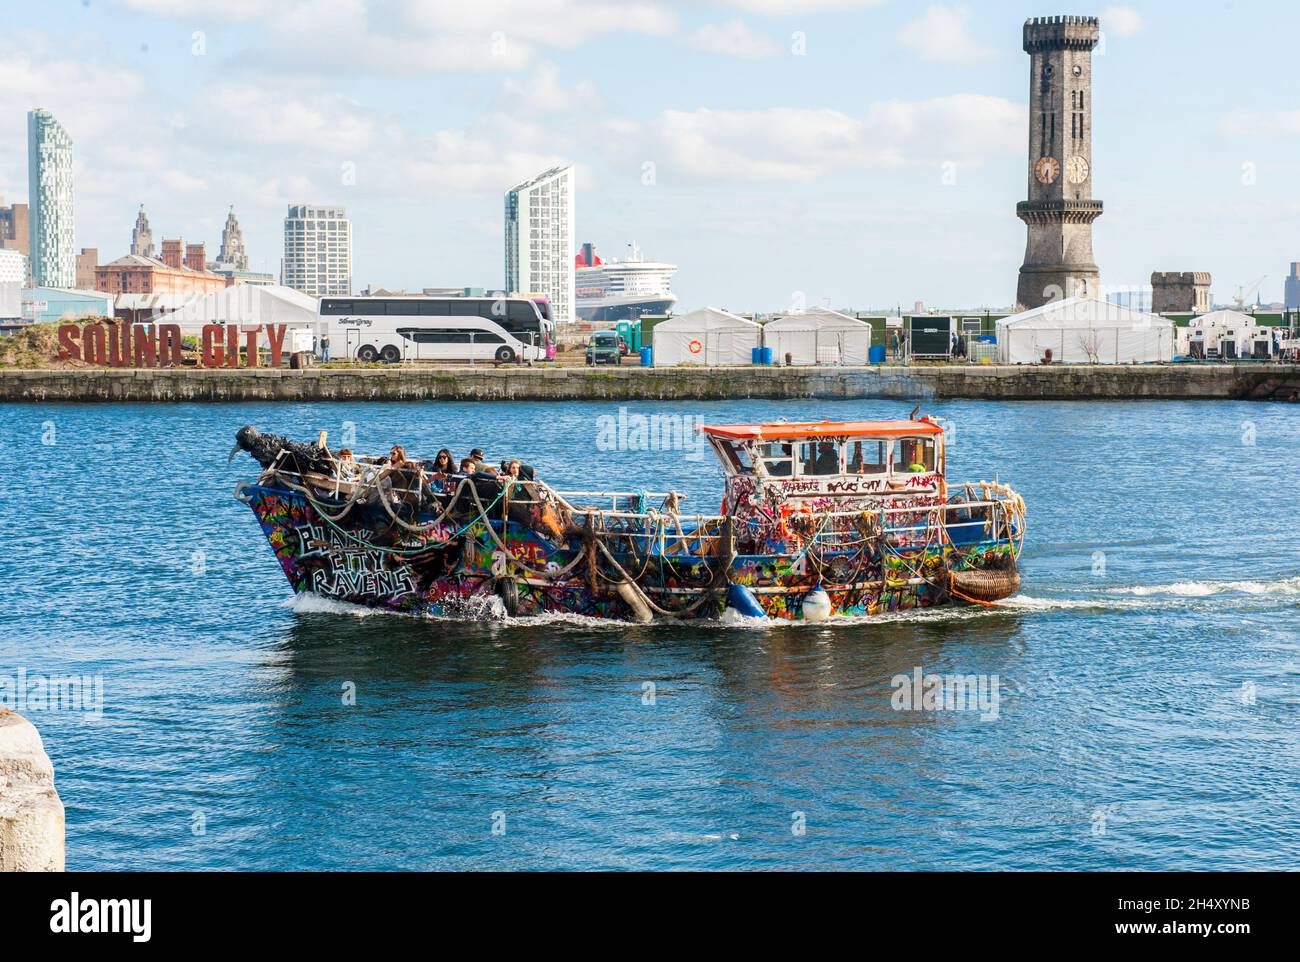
(327, 444, 535, 492)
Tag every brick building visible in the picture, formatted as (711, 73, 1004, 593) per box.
(75, 247, 98, 289)
(95, 252, 229, 296)
(0, 197, 29, 256)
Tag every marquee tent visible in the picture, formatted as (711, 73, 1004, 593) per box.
(651, 307, 761, 367)
(764, 309, 871, 366)
(150, 284, 320, 333)
(1178, 310, 1263, 359)
(996, 297, 1174, 364)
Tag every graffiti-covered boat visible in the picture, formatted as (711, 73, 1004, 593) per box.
(233, 417, 1026, 622)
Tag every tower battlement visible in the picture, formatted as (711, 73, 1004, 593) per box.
(1023, 15, 1100, 52)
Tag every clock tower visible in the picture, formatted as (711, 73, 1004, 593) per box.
(1016, 15, 1103, 310)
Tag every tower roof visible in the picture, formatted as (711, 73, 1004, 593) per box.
(1023, 15, 1101, 52)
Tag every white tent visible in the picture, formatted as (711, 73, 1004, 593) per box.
(764, 309, 871, 366)
(1179, 310, 1263, 359)
(652, 307, 761, 367)
(150, 284, 320, 334)
(996, 297, 1174, 364)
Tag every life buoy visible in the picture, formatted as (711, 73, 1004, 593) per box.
(688, 339, 703, 355)
(777, 501, 813, 542)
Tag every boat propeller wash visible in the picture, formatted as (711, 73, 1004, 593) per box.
(232, 417, 1026, 621)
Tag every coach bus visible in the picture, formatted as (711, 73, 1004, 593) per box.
(318, 296, 553, 364)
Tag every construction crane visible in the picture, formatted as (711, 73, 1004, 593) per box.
(1234, 275, 1268, 310)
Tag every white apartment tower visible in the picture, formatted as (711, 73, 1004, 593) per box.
(505, 165, 575, 324)
(282, 204, 352, 296)
(27, 108, 75, 289)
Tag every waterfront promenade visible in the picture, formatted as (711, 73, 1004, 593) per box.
(2, 363, 1298, 403)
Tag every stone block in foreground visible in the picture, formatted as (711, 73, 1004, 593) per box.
(0, 709, 65, 872)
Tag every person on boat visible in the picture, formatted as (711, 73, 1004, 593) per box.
(457, 457, 476, 474)
(335, 448, 361, 482)
(432, 448, 455, 476)
(469, 448, 486, 469)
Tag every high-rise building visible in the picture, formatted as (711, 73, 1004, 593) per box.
(216, 206, 248, 271)
(0, 197, 30, 257)
(1015, 17, 1103, 310)
(131, 205, 155, 258)
(505, 165, 575, 324)
(27, 108, 75, 289)
(282, 205, 351, 296)
(1285, 263, 1300, 311)
(75, 247, 99, 290)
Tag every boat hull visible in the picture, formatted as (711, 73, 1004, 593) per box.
(242, 483, 1017, 622)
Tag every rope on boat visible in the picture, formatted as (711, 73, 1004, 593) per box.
(256, 453, 1027, 618)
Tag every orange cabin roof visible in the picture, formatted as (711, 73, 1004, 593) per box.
(700, 420, 944, 441)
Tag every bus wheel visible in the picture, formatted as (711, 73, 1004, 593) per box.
(495, 346, 517, 364)
(380, 345, 401, 364)
(357, 344, 378, 363)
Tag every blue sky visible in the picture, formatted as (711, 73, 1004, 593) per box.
(1, 0, 1297, 310)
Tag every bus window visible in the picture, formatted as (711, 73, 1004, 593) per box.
(385, 300, 420, 315)
(321, 300, 353, 315)
(507, 301, 540, 330)
(797, 441, 841, 476)
(418, 301, 450, 316)
(892, 438, 936, 473)
(848, 440, 888, 475)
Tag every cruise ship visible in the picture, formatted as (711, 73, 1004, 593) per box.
(575, 242, 677, 321)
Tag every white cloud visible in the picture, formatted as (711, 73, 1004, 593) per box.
(400, 0, 677, 49)
(1218, 110, 1300, 138)
(718, 0, 885, 13)
(899, 6, 993, 65)
(199, 83, 386, 153)
(499, 63, 600, 114)
(1101, 6, 1144, 38)
(688, 20, 781, 59)
(615, 94, 1022, 183)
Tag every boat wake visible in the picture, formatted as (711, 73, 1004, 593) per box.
(1095, 576, 1300, 598)
(283, 573, 1300, 632)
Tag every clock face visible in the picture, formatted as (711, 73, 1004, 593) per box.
(1034, 156, 1061, 185)
(1066, 155, 1090, 185)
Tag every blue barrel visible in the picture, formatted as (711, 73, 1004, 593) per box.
(869, 345, 886, 365)
(751, 346, 763, 365)
(640, 346, 653, 366)
(760, 347, 774, 365)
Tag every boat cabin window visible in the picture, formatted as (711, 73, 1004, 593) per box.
(892, 437, 937, 474)
(847, 440, 889, 475)
(797, 440, 842, 476)
(715, 440, 755, 473)
(758, 441, 794, 477)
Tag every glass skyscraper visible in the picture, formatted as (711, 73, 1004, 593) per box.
(505, 165, 575, 324)
(27, 108, 75, 289)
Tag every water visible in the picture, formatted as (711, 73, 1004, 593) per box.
(4, 398, 1298, 870)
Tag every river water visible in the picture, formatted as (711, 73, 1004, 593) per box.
(3, 398, 1297, 870)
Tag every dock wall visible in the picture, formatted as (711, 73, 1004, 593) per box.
(0, 711, 65, 872)
(2, 364, 1299, 403)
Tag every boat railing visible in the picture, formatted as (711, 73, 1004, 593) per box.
(253, 454, 1022, 555)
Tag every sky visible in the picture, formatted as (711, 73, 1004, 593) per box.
(1, 0, 1298, 312)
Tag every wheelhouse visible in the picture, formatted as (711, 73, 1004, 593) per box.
(700, 420, 947, 493)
